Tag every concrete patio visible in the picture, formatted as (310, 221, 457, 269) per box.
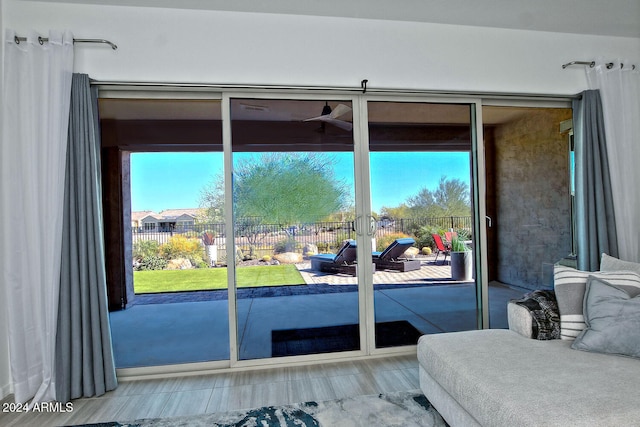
(110, 256, 524, 368)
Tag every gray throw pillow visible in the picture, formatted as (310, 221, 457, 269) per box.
(571, 276, 640, 359)
(553, 265, 640, 340)
(600, 253, 640, 275)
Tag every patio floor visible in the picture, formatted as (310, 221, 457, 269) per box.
(110, 256, 524, 368)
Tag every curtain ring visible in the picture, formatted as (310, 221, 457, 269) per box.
(38, 36, 45, 45)
(14, 35, 20, 44)
(606, 62, 614, 69)
(361, 79, 368, 94)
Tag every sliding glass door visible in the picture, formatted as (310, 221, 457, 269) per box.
(229, 98, 362, 360)
(227, 96, 484, 361)
(363, 100, 481, 351)
(106, 92, 486, 369)
(105, 98, 231, 368)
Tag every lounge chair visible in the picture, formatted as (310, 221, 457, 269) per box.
(372, 237, 421, 272)
(310, 239, 358, 276)
(444, 231, 457, 248)
(432, 234, 450, 265)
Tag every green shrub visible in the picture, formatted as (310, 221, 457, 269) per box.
(184, 252, 206, 267)
(274, 237, 297, 254)
(455, 228, 472, 241)
(194, 259, 210, 269)
(235, 247, 245, 264)
(133, 240, 161, 261)
(316, 242, 330, 253)
(160, 235, 205, 260)
(246, 245, 257, 259)
(135, 255, 167, 271)
(405, 221, 425, 237)
(412, 225, 446, 251)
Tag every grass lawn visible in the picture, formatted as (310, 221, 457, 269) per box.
(134, 264, 306, 294)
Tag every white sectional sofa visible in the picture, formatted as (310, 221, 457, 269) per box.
(417, 255, 640, 426)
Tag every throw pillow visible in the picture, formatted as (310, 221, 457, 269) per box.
(600, 253, 640, 275)
(571, 276, 640, 359)
(553, 265, 640, 340)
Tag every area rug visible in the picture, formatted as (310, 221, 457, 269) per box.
(271, 320, 422, 357)
(69, 390, 447, 427)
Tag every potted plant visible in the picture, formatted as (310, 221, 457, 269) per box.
(202, 231, 217, 266)
(450, 234, 473, 281)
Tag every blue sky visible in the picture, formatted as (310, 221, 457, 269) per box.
(130, 151, 471, 214)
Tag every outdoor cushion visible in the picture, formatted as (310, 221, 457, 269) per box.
(310, 240, 356, 265)
(372, 237, 416, 260)
(309, 240, 358, 275)
(372, 238, 420, 272)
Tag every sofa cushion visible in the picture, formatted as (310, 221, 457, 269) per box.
(600, 253, 640, 275)
(572, 276, 640, 358)
(553, 265, 640, 340)
(418, 329, 640, 427)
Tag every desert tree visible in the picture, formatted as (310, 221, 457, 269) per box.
(200, 152, 349, 245)
(407, 176, 470, 218)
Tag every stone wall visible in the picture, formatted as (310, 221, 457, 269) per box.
(491, 108, 573, 290)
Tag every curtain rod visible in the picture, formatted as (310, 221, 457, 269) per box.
(92, 80, 579, 102)
(562, 60, 636, 70)
(13, 35, 117, 50)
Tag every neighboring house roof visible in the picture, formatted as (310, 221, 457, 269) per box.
(140, 214, 164, 224)
(131, 210, 158, 222)
(158, 208, 204, 220)
(132, 208, 204, 223)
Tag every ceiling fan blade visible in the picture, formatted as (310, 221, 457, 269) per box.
(303, 115, 352, 131)
(329, 103, 352, 119)
(303, 103, 353, 131)
(303, 115, 326, 122)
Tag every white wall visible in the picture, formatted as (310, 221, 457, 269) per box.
(4, 1, 639, 95)
(0, 0, 639, 399)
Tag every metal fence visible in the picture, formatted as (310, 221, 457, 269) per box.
(132, 216, 472, 253)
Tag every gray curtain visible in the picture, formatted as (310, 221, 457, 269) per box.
(573, 90, 618, 271)
(56, 74, 117, 402)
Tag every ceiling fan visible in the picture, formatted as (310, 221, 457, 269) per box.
(303, 102, 353, 131)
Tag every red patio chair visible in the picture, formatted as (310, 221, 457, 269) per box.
(432, 234, 450, 265)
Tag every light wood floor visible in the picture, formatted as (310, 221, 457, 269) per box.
(1, 354, 420, 427)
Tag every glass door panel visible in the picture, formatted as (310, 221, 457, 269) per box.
(366, 101, 478, 348)
(108, 98, 230, 368)
(230, 98, 360, 360)
(483, 105, 574, 328)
